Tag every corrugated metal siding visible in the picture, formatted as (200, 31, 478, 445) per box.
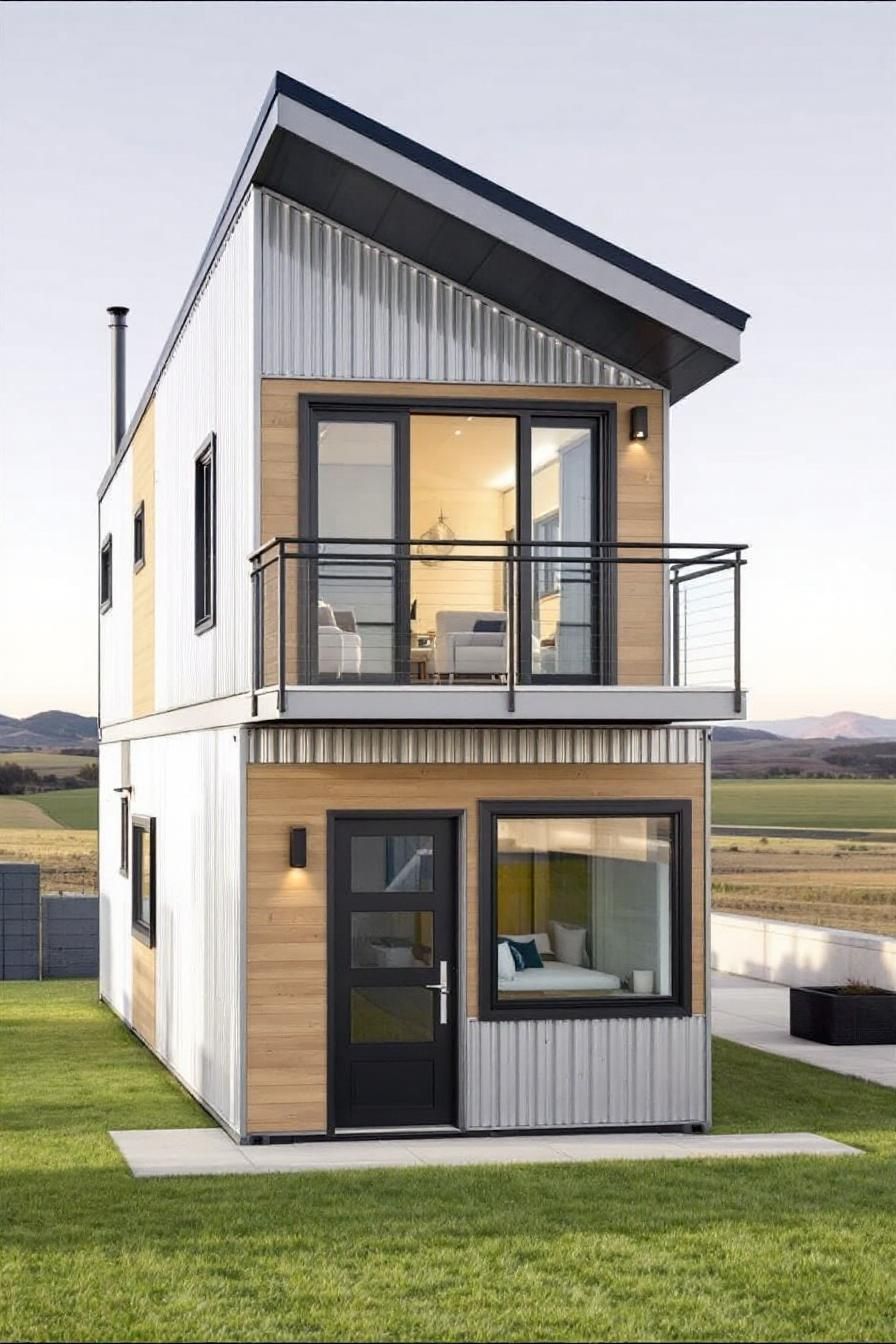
(154, 193, 256, 712)
(128, 729, 243, 1131)
(98, 455, 133, 726)
(466, 1016, 707, 1129)
(98, 742, 131, 1017)
(261, 191, 658, 388)
(249, 725, 705, 765)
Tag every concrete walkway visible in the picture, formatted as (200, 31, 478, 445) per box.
(712, 972, 896, 1089)
(110, 1127, 860, 1178)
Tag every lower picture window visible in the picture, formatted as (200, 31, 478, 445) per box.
(480, 802, 690, 1018)
(131, 815, 156, 945)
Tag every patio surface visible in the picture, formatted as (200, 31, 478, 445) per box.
(712, 972, 896, 1089)
(110, 1126, 860, 1178)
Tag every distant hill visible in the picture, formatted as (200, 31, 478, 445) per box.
(746, 711, 896, 740)
(713, 735, 896, 780)
(714, 727, 782, 744)
(0, 711, 98, 751)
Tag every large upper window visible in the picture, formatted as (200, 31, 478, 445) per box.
(479, 801, 690, 1019)
(194, 434, 216, 632)
(131, 815, 156, 946)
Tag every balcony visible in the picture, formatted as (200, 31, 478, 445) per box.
(249, 539, 747, 723)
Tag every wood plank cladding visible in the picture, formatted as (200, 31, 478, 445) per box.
(260, 380, 665, 687)
(246, 760, 704, 1136)
(132, 937, 156, 1048)
(132, 400, 155, 716)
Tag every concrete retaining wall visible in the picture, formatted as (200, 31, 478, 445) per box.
(711, 911, 896, 991)
(0, 864, 99, 980)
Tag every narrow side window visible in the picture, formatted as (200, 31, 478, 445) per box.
(133, 502, 145, 571)
(194, 434, 216, 632)
(119, 795, 129, 876)
(131, 815, 156, 946)
(100, 535, 113, 612)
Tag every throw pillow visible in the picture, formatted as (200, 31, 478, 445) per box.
(472, 618, 506, 633)
(507, 936, 543, 970)
(549, 920, 588, 968)
(497, 940, 516, 982)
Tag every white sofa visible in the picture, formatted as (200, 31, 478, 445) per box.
(434, 610, 507, 679)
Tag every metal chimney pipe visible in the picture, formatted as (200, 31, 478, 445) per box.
(106, 306, 129, 458)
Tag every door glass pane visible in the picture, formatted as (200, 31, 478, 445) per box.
(351, 911, 434, 967)
(318, 420, 395, 678)
(351, 987, 434, 1042)
(350, 835, 434, 892)
(530, 425, 594, 677)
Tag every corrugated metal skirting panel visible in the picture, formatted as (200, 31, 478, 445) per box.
(249, 725, 705, 765)
(261, 190, 657, 388)
(129, 729, 243, 1132)
(466, 1016, 707, 1129)
(154, 193, 256, 712)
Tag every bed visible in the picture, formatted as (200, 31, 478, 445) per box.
(498, 962, 622, 994)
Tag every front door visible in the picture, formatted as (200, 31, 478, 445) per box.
(332, 816, 458, 1129)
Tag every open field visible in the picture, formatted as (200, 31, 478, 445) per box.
(30, 787, 98, 829)
(713, 779, 896, 831)
(712, 835, 896, 935)
(0, 827, 97, 893)
(3, 980, 896, 1343)
(0, 797, 62, 829)
(0, 750, 95, 777)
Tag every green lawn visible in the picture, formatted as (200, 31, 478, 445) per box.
(20, 787, 98, 830)
(713, 778, 896, 830)
(2, 982, 896, 1342)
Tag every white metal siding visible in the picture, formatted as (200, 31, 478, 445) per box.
(98, 455, 133, 726)
(98, 742, 132, 1019)
(466, 1015, 707, 1129)
(261, 190, 657, 388)
(154, 194, 256, 713)
(127, 729, 243, 1131)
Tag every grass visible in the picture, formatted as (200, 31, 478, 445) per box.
(0, 827, 97, 893)
(0, 797, 61, 829)
(3, 982, 896, 1341)
(19, 787, 98, 830)
(0, 751, 96, 778)
(712, 834, 896, 935)
(713, 778, 896, 831)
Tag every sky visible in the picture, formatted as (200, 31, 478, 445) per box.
(1, 0, 894, 721)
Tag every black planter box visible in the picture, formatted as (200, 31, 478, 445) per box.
(790, 985, 896, 1046)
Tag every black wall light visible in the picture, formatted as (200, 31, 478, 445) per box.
(630, 406, 649, 441)
(289, 827, 307, 868)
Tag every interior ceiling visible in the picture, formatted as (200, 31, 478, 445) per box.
(411, 416, 584, 492)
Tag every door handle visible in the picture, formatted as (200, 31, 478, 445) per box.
(425, 960, 450, 1025)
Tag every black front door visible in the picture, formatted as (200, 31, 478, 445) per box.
(332, 816, 457, 1129)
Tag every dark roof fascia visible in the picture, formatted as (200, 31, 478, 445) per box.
(272, 72, 749, 333)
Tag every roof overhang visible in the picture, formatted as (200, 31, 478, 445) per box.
(101, 73, 748, 499)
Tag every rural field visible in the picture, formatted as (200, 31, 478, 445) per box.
(712, 778, 896, 831)
(0, 750, 95, 778)
(711, 777, 896, 936)
(0, 825, 97, 894)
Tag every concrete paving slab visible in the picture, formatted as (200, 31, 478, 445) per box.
(109, 1127, 861, 1178)
(712, 973, 896, 1089)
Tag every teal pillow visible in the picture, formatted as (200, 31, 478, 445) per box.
(506, 937, 543, 970)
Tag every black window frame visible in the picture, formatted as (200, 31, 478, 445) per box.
(133, 501, 145, 572)
(119, 794, 130, 877)
(298, 395, 617, 686)
(478, 799, 692, 1021)
(99, 534, 113, 613)
(194, 433, 216, 634)
(131, 815, 156, 947)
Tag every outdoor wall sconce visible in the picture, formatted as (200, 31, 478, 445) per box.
(289, 828, 307, 868)
(630, 406, 649, 441)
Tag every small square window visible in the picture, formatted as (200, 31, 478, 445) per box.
(100, 535, 113, 613)
(131, 815, 156, 946)
(133, 502, 145, 571)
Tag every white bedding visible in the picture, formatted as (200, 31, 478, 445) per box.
(498, 961, 622, 993)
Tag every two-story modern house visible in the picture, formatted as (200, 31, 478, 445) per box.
(98, 73, 748, 1143)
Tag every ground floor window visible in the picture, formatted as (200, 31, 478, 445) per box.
(479, 800, 691, 1019)
(131, 815, 156, 946)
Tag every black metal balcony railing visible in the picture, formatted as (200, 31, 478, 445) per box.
(249, 539, 747, 712)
